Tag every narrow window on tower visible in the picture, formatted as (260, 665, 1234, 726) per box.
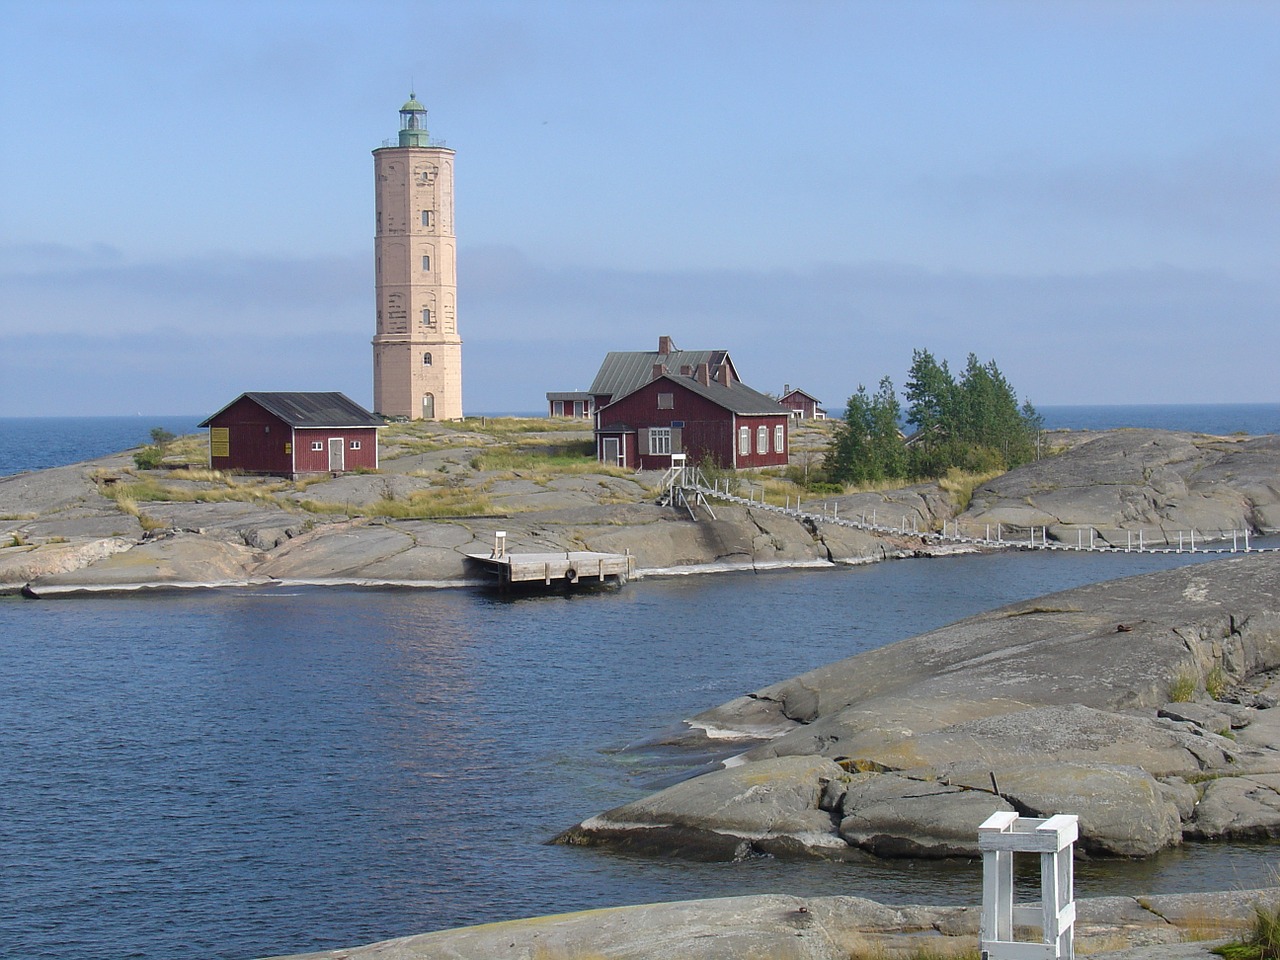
(422, 307, 433, 327)
(421, 210, 434, 228)
(423, 353, 432, 366)
(421, 255, 431, 271)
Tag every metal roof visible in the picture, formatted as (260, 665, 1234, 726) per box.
(603, 373, 788, 417)
(782, 387, 823, 404)
(588, 349, 733, 399)
(199, 392, 383, 429)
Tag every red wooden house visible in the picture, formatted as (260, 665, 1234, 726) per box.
(199, 392, 382, 478)
(780, 385, 826, 420)
(593, 339, 790, 470)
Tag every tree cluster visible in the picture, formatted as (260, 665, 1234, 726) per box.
(826, 350, 1043, 485)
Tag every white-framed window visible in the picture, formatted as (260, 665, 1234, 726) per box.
(757, 425, 768, 454)
(657, 392, 674, 410)
(649, 427, 672, 455)
(552, 400, 564, 416)
(739, 426, 750, 456)
(421, 210, 434, 228)
(423, 352, 432, 366)
(349, 440, 362, 450)
(311, 441, 324, 451)
(775, 424, 785, 453)
(573, 400, 585, 417)
(421, 255, 431, 271)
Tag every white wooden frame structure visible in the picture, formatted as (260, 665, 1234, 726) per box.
(978, 812, 1078, 960)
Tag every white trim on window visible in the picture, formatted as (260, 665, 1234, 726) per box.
(756, 425, 768, 455)
(649, 427, 672, 456)
(311, 441, 324, 451)
(349, 440, 362, 450)
(738, 426, 750, 456)
(775, 424, 785, 453)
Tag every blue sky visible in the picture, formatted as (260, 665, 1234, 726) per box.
(1, 0, 1276, 416)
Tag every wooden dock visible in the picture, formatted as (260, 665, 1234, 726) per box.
(465, 549, 635, 590)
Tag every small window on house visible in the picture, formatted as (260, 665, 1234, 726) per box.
(657, 392, 674, 410)
(649, 427, 672, 456)
(739, 426, 750, 456)
(422, 307, 433, 326)
(573, 400, 585, 417)
(311, 441, 324, 451)
(423, 352, 432, 365)
(349, 440, 362, 450)
(421, 255, 431, 271)
(775, 424, 785, 453)
(552, 400, 564, 417)
(421, 210, 434, 228)
(757, 426, 768, 455)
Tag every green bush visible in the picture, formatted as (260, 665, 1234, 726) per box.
(133, 446, 165, 470)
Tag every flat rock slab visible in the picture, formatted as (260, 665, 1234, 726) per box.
(263, 890, 1279, 960)
(573, 556, 1280, 859)
(26, 534, 259, 594)
(964, 430, 1280, 542)
(556, 755, 848, 859)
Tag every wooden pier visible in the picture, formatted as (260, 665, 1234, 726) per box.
(466, 532, 634, 590)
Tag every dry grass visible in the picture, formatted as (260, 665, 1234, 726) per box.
(937, 467, 1003, 513)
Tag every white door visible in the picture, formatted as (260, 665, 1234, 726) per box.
(328, 437, 345, 472)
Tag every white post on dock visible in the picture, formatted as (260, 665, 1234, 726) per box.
(1127, 531, 1132, 552)
(493, 531, 507, 559)
(1077, 529, 1082, 550)
(979, 812, 1078, 960)
(1139, 530, 1144, 551)
(1190, 529, 1196, 552)
(1246, 529, 1251, 551)
(1179, 531, 1184, 551)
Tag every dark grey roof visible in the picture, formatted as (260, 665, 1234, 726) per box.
(588, 348, 733, 399)
(603, 373, 787, 417)
(782, 387, 822, 404)
(545, 391, 593, 401)
(199, 392, 382, 428)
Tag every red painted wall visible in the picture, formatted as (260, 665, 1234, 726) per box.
(598, 378, 789, 470)
(293, 428, 379, 473)
(207, 396, 293, 475)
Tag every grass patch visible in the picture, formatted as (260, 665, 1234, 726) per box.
(938, 467, 1003, 513)
(1207, 665, 1229, 700)
(1170, 671, 1198, 702)
(297, 487, 496, 519)
(1215, 898, 1280, 958)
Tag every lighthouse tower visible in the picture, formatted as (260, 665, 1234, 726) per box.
(372, 94, 462, 420)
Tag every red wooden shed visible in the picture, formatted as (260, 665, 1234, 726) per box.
(198, 392, 382, 478)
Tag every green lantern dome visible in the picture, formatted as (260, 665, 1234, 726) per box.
(399, 92, 430, 147)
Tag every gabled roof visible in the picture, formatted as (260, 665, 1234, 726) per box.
(781, 387, 822, 404)
(589, 348, 735, 399)
(199, 392, 383, 429)
(603, 372, 787, 418)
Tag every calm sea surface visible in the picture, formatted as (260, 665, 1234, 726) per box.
(1, 405, 1278, 960)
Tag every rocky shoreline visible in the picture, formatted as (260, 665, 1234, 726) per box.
(265, 889, 1280, 960)
(3, 426, 1277, 598)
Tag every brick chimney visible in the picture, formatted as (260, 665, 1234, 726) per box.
(715, 362, 731, 387)
(651, 362, 666, 380)
(658, 335, 675, 355)
(695, 362, 711, 385)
